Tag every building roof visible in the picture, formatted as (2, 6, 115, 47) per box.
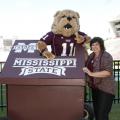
(105, 37, 120, 60)
(110, 14, 120, 37)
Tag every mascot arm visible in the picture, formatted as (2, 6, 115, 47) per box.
(75, 32, 91, 44)
(37, 41, 55, 60)
(74, 32, 91, 62)
(75, 32, 85, 44)
(84, 35, 91, 43)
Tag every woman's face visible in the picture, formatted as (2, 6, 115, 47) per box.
(91, 42, 101, 54)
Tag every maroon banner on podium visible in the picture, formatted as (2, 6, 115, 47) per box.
(0, 40, 85, 80)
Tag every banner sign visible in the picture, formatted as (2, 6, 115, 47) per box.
(1, 40, 85, 79)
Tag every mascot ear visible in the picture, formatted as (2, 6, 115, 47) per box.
(54, 11, 61, 17)
(76, 12, 80, 18)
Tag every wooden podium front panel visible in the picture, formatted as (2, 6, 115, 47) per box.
(7, 85, 84, 120)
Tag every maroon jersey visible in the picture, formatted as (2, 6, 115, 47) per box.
(40, 31, 87, 56)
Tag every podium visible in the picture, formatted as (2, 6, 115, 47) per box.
(0, 40, 85, 120)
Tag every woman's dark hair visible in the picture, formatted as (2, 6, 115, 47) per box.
(90, 37, 105, 51)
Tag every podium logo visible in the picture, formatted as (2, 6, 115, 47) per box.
(19, 66, 66, 76)
(13, 58, 76, 76)
(12, 43, 37, 53)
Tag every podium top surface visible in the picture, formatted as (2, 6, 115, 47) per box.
(0, 40, 85, 86)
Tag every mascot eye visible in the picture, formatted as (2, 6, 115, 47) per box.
(62, 15, 66, 18)
(72, 16, 76, 19)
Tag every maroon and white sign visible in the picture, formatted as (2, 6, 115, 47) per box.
(1, 40, 85, 79)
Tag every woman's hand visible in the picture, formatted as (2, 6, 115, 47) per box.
(83, 67, 92, 76)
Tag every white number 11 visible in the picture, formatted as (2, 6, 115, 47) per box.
(61, 43, 75, 56)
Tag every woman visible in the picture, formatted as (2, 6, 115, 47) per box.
(83, 37, 116, 120)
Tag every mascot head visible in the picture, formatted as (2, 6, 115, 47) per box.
(51, 9, 80, 37)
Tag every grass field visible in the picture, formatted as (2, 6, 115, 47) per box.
(0, 108, 6, 117)
(110, 103, 120, 120)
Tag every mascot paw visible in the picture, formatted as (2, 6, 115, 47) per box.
(84, 36, 91, 43)
(42, 51, 55, 60)
(37, 41, 47, 51)
(75, 33, 85, 44)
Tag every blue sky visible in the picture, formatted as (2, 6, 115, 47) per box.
(0, 0, 120, 39)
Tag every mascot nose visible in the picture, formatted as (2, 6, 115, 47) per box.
(67, 16, 72, 21)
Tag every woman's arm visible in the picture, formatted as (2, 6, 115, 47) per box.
(83, 67, 111, 78)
